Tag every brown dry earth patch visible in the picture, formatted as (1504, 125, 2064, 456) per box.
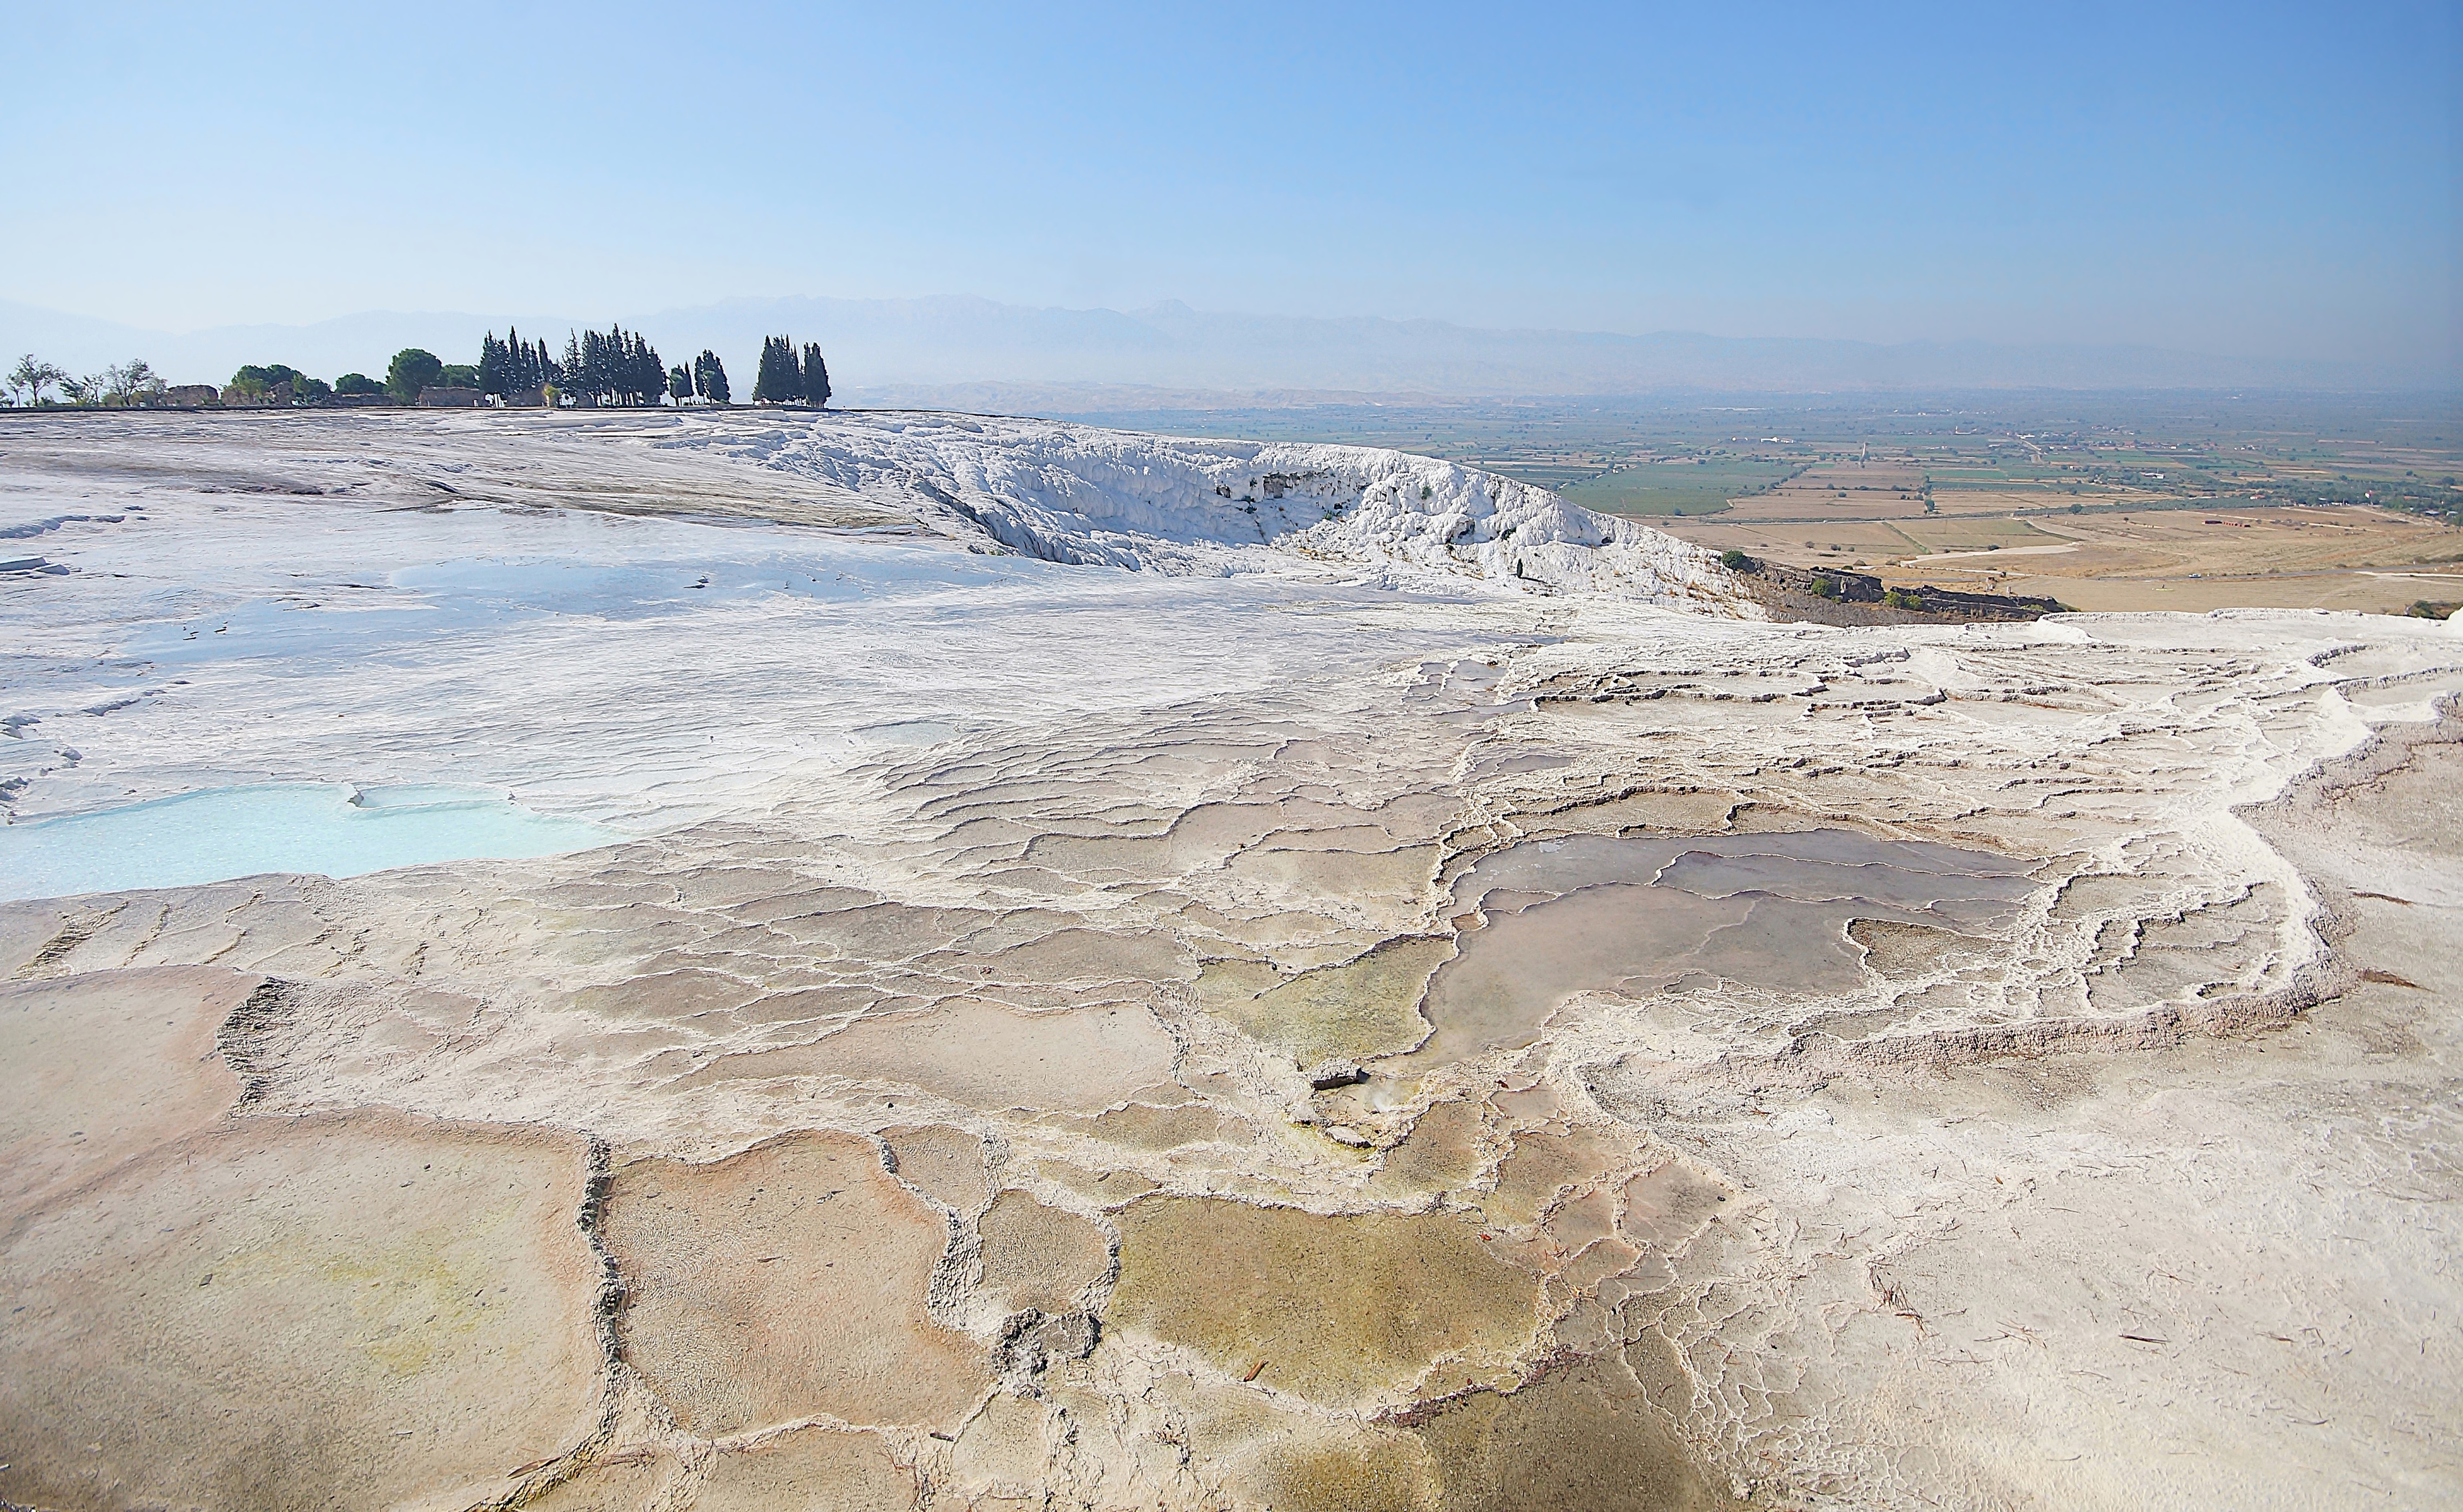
(1, 969, 606, 1512)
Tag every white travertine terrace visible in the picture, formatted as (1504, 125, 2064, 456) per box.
(1, 410, 2457, 1511)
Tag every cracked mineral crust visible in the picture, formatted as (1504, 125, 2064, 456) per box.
(1, 410, 2457, 1510)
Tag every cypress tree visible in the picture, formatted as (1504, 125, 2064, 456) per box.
(801, 342, 831, 409)
(614, 326, 647, 404)
(668, 363, 692, 403)
(696, 349, 730, 404)
(584, 328, 609, 403)
(634, 333, 664, 406)
(480, 332, 507, 397)
(753, 336, 796, 404)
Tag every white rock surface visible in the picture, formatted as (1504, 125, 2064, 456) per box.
(1, 410, 2457, 1512)
(675, 409, 1743, 604)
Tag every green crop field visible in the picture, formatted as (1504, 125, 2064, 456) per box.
(1046, 393, 2460, 526)
(1560, 459, 1802, 516)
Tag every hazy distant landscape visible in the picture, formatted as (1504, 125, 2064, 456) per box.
(5, 292, 2437, 403)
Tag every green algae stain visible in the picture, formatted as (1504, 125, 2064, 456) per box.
(1108, 1196, 1539, 1407)
(1200, 937, 1450, 1066)
(214, 1198, 526, 1380)
(1370, 1098, 1492, 1197)
(1257, 1433, 1439, 1512)
(1411, 1358, 1730, 1511)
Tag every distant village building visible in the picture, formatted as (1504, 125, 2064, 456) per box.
(416, 387, 483, 408)
(503, 385, 548, 408)
(162, 384, 219, 407)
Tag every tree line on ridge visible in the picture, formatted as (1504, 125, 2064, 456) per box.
(4, 330, 835, 411)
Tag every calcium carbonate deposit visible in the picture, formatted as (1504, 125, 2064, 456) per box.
(2, 409, 2457, 1512)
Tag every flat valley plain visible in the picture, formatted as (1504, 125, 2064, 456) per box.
(1071, 390, 2463, 617)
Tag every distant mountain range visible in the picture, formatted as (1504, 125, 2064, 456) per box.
(0, 294, 2429, 399)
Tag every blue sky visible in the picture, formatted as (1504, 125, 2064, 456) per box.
(5, 2, 2453, 374)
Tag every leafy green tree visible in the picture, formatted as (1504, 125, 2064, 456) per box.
(231, 363, 295, 397)
(227, 363, 340, 405)
(438, 364, 479, 389)
(55, 361, 157, 407)
(801, 342, 830, 408)
(335, 373, 382, 396)
(105, 360, 166, 406)
(8, 354, 67, 407)
(387, 349, 445, 402)
(668, 364, 694, 403)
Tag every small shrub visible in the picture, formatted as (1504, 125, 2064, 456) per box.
(1883, 588, 1924, 610)
(1719, 548, 1755, 571)
(1811, 575, 1839, 600)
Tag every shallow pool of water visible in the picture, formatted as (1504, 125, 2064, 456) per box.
(0, 783, 622, 902)
(1404, 829, 2040, 1064)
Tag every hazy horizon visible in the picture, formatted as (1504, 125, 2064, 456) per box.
(5, 291, 2451, 399)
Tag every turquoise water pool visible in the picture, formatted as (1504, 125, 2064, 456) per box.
(0, 784, 622, 902)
